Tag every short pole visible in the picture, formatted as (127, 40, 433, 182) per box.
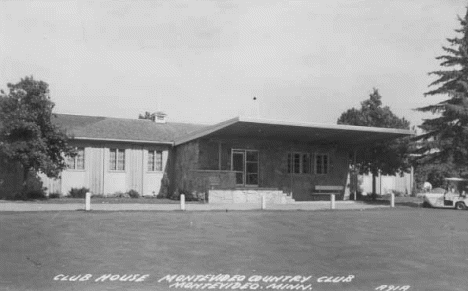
(85, 192, 91, 211)
(261, 194, 266, 210)
(180, 194, 186, 211)
(390, 193, 395, 208)
(331, 194, 335, 210)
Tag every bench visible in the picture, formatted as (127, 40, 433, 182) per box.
(311, 185, 344, 201)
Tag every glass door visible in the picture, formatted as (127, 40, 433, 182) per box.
(245, 150, 258, 186)
(232, 149, 259, 186)
(232, 150, 245, 185)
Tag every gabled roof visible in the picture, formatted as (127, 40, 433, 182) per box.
(174, 116, 415, 146)
(54, 114, 208, 144)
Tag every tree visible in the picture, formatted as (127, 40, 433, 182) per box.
(139, 111, 155, 121)
(338, 88, 411, 197)
(414, 8, 468, 178)
(0, 76, 74, 185)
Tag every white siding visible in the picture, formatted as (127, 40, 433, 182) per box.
(41, 142, 170, 196)
(360, 170, 413, 195)
(86, 147, 104, 195)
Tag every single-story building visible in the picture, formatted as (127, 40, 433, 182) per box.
(39, 113, 205, 198)
(35, 112, 413, 203)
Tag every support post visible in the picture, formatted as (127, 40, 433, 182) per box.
(218, 141, 222, 171)
(180, 194, 186, 211)
(261, 194, 266, 210)
(353, 149, 357, 201)
(330, 194, 335, 210)
(390, 193, 395, 208)
(85, 192, 91, 211)
(289, 147, 293, 198)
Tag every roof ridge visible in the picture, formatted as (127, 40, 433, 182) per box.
(55, 113, 209, 126)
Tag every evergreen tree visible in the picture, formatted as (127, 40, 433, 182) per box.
(415, 8, 468, 177)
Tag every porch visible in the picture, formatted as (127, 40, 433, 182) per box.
(172, 117, 413, 203)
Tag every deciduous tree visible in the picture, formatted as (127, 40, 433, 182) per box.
(338, 88, 411, 196)
(0, 76, 74, 185)
(138, 111, 155, 121)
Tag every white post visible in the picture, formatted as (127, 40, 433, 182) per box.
(180, 194, 186, 211)
(353, 148, 358, 201)
(85, 192, 91, 211)
(261, 194, 266, 210)
(390, 193, 395, 208)
(330, 194, 335, 210)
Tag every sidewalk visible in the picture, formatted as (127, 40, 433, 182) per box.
(0, 201, 388, 211)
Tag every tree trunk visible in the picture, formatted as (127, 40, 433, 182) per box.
(22, 167, 29, 191)
(372, 170, 378, 200)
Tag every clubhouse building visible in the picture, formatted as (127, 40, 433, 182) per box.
(6, 112, 414, 203)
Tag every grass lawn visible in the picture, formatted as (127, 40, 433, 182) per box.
(1, 208, 467, 291)
(0, 197, 202, 204)
(363, 195, 425, 208)
(1, 195, 423, 206)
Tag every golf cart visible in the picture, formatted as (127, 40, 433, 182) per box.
(423, 178, 468, 210)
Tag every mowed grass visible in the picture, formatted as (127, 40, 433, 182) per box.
(1, 197, 202, 204)
(1, 209, 468, 291)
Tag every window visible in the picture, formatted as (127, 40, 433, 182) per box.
(67, 147, 85, 170)
(287, 152, 310, 174)
(110, 149, 125, 171)
(148, 150, 163, 172)
(232, 149, 259, 186)
(315, 154, 329, 174)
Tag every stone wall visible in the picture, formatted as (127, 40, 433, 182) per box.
(173, 140, 199, 195)
(189, 170, 236, 191)
(209, 189, 294, 204)
(197, 138, 350, 201)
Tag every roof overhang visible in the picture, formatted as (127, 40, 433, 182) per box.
(174, 116, 414, 146)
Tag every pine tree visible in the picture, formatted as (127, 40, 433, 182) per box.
(415, 8, 468, 177)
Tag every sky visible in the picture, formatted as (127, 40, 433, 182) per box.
(0, 0, 466, 128)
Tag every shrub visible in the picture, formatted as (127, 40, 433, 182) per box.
(8, 192, 27, 200)
(109, 191, 129, 198)
(26, 190, 47, 200)
(184, 193, 198, 201)
(7, 189, 46, 200)
(392, 190, 406, 197)
(49, 192, 62, 199)
(69, 187, 90, 198)
(91, 194, 105, 198)
(126, 189, 140, 198)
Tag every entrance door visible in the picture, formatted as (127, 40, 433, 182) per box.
(232, 149, 259, 186)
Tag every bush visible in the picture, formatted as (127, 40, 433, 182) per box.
(69, 187, 90, 198)
(49, 192, 62, 199)
(7, 189, 46, 200)
(91, 194, 105, 198)
(8, 192, 27, 200)
(26, 190, 46, 200)
(126, 189, 140, 199)
(171, 189, 199, 201)
(392, 190, 406, 197)
(108, 191, 129, 198)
